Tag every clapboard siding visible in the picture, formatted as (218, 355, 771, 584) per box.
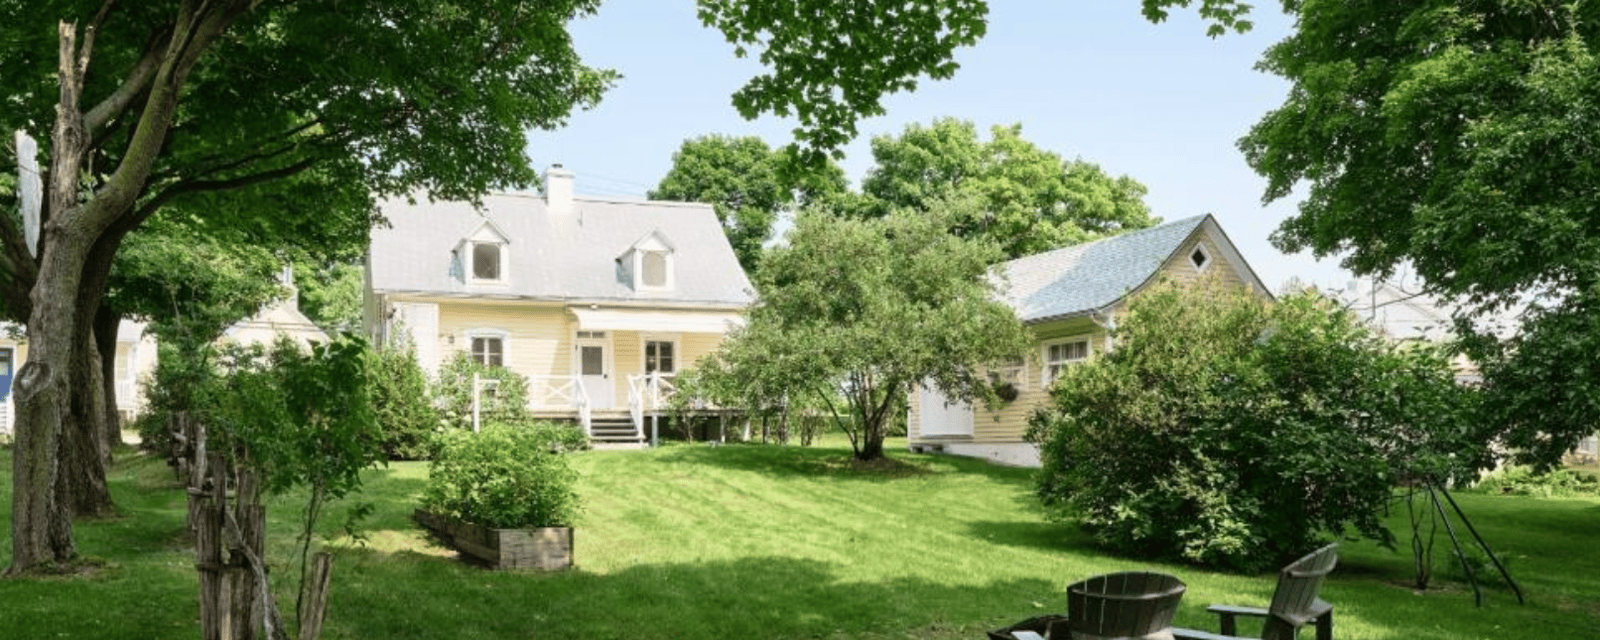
(434, 301, 572, 379)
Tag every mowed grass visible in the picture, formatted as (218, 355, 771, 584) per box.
(2, 437, 1598, 639)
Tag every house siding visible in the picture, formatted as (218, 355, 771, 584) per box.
(603, 330, 730, 403)
(909, 316, 1105, 446)
(433, 301, 572, 380)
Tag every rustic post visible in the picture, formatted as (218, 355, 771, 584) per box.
(229, 469, 265, 640)
(296, 552, 334, 640)
(196, 454, 229, 640)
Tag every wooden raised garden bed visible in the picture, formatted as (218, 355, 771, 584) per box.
(413, 509, 573, 571)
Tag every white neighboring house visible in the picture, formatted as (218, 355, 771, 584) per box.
(1336, 278, 1599, 464)
(0, 319, 159, 437)
(364, 166, 754, 444)
(1330, 277, 1508, 382)
(219, 267, 330, 349)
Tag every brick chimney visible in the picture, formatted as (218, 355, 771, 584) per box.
(544, 164, 574, 218)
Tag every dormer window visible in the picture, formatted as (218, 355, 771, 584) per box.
(620, 231, 676, 292)
(459, 220, 510, 286)
(642, 250, 668, 288)
(472, 242, 503, 281)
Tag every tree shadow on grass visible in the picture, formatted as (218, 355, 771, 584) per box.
(962, 519, 1093, 554)
(323, 549, 1058, 640)
(644, 442, 929, 481)
(647, 441, 1038, 486)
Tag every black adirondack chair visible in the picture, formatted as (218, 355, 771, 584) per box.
(1173, 544, 1338, 640)
(1065, 571, 1187, 640)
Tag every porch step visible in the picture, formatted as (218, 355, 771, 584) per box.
(588, 411, 642, 444)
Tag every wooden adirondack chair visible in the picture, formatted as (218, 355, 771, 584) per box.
(1173, 544, 1338, 640)
(1065, 571, 1187, 640)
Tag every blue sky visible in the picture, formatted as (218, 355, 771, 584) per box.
(525, 1, 1350, 291)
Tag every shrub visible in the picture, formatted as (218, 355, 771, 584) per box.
(1468, 466, 1600, 498)
(421, 423, 580, 529)
(136, 340, 220, 462)
(481, 419, 591, 453)
(1027, 281, 1488, 571)
(369, 341, 440, 460)
(433, 353, 531, 429)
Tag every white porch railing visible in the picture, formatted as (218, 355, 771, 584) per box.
(527, 375, 591, 436)
(626, 372, 679, 442)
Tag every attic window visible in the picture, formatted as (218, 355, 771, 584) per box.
(472, 242, 502, 281)
(1189, 244, 1211, 271)
(642, 250, 668, 288)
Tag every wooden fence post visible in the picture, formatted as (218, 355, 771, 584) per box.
(296, 552, 335, 640)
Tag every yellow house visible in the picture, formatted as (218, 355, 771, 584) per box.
(364, 167, 753, 444)
(907, 214, 1269, 466)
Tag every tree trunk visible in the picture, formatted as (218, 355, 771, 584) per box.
(858, 428, 885, 461)
(8, 359, 72, 574)
(9, 22, 93, 573)
(64, 324, 115, 518)
(95, 306, 123, 456)
(11, 10, 247, 572)
(56, 228, 131, 518)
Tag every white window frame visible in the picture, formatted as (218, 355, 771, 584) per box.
(632, 248, 674, 291)
(1188, 242, 1212, 273)
(460, 221, 511, 287)
(641, 333, 681, 376)
(1041, 337, 1091, 385)
(624, 232, 676, 292)
(464, 328, 510, 368)
(990, 355, 1026, 388)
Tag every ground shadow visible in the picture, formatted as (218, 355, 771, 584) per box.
(323, 550, 1058, 640)
(646, 441, 1040, 487)
(962, 519, 1093, 554)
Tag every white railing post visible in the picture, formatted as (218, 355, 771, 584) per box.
(627, 374, 644, 441)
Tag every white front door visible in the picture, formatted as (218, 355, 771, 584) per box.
(918, 383, 973, 437)
(575, 333, 613, 409)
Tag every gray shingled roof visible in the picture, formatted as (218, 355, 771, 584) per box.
(369, 193, 754, 307)
(997, 214, 1209, 323)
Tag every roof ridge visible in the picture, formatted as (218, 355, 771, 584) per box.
(997, 214, 1209, 269)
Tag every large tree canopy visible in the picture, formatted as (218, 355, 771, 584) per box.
(860, 118, 1156, 260)
(1241, 0, 1600, 467)
(1, 0, 616, 573)
(1244, 1, 1600, 307)
(650, 135, 845, 274)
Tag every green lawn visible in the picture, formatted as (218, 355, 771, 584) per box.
(2, 439, 1597, 639)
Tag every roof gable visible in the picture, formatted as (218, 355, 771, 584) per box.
(462, 219, 511, 246)
(622, 229, 676, 257)
(997, 214, 1266, 323)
